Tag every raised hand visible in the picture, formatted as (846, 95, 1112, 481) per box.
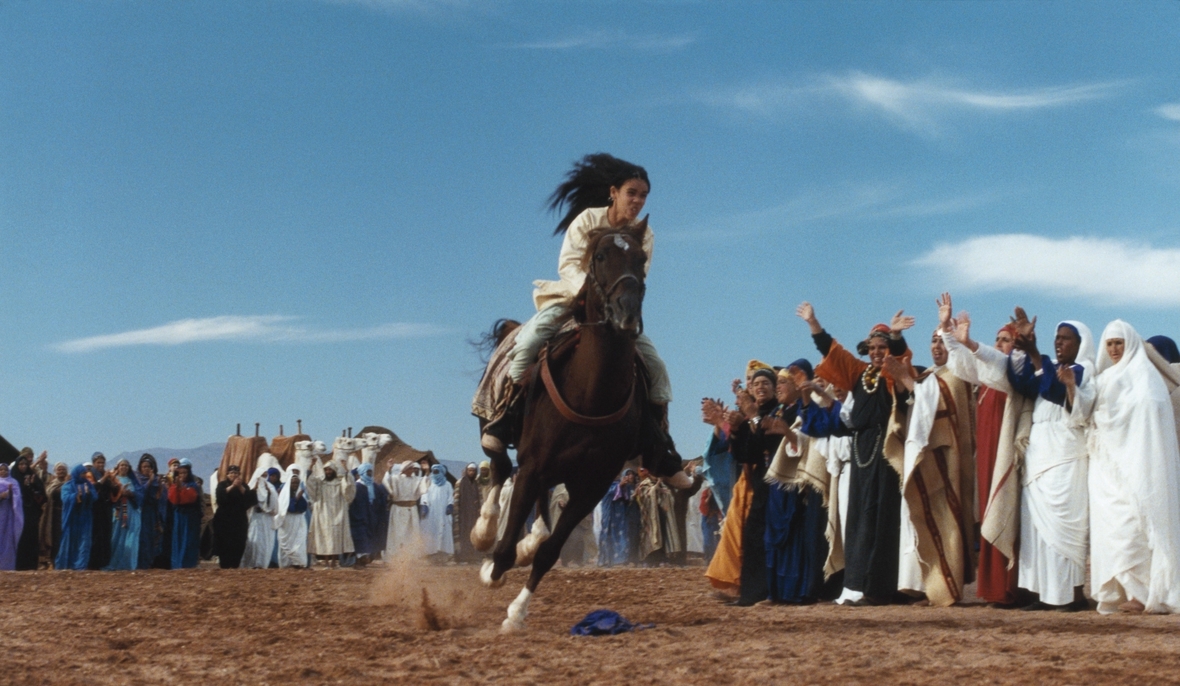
(952, 310, 972, 343)
(890, 309, 915, 334)
(1010, 306, 1037, 341)
(881, 354, 911, 381)
(936, 293, 953, 332)
(796, 302, 822, 335)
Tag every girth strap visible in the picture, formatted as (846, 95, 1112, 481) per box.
(539, 347, 635, 427)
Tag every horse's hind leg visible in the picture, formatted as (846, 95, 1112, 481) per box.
(515, 487, 552, 567)
(473, 419, 513, 553)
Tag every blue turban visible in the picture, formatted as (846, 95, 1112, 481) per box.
(787, 358, 814, 380)
(430, 464, 447, 487)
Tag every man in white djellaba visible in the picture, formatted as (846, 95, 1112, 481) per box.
(241, 467, 281, 569)
(1090, 320, 1180, 614)
(274, 465, 311, 568)
(305, 458, 356, 569)
(1005, 310, 1096, 611)
(420, 464, 454, 558)
(384, 461, 428, 556)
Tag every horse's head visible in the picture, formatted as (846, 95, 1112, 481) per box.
(580, 217, 649, 337)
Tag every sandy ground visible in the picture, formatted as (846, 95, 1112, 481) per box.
(6, 563, 1180, 685)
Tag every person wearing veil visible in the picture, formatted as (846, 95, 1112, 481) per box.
(241, 467, 281, 569)
(56, 464, 97, 570)
(9, 452, 46, 570)
(348, 463, 388, 567)
(103, 459, 143, 570)
(1006, 311, 1096, 611)
(168, 459, 203, 569)
(419, 464, 454, 559)
(43, 462, 68, 567)
(1090, 320, 1180, 614)
(135, 454, 168, 571)
(384, 461, 427, 556)
(0, 462, 23, 570)
(275, 465, 310, 568)
(597, 469, 639, 567)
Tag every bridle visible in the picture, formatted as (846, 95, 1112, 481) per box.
(580, 233, 645, 334)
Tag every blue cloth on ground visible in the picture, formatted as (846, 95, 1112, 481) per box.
(570, 609, 653, 636)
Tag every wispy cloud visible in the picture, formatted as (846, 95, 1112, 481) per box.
(504, 30, 696, 51)
(913, 234, 1180, 307)
(668, 183, 991, 241)
(1155, 103, 1180, 122)
(699, 72, 1125, 133)
(56, 316, 448, 353)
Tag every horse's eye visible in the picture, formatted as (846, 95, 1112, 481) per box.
(595, 253, 605, 262)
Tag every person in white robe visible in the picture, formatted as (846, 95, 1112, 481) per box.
(275, 465, 311, 568)
(305, 458, 356, 567)
(384, 461, 427, 557)
(420, 464, 454, 557)
(1004, 314, 1096, 610)
(1090, 320, 1180, 614)
(241, 467, 280, 568)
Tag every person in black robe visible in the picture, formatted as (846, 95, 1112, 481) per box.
(726, 367, 792, 606)
(88, 453, 115, 570)
(212, 465, 255, 568)
(798, 302, 913, 605)
(11, 453, 46, 570)
(455, 463, 483, 563)
(347, 463, 388, 566)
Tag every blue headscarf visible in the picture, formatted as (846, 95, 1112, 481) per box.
(430, 464, 447, 487)
(1148, 335, 1180, 364)
(787, 358, 814, 380)
(357, 463, 376, 500)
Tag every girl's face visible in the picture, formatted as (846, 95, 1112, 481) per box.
(140, 462, 154, 478)
(177, 467, 192, 482)
(117, 462, 131, 477)
(0, 464, 8, 479)
(609, 179, 649, 224)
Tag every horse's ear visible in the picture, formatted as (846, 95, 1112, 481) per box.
(635, 215, 649, 232)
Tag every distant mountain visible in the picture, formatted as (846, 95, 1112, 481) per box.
(111, 442, 226, 492)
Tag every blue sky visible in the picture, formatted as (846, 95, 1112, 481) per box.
(3, 0, 1179, 464)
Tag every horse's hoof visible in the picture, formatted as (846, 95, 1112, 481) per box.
(500, 617, 526, 633)
(480, 559, 506, 588)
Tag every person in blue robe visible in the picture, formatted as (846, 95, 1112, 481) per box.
(56, 464, 96, 570)
(348, 464, 389, 566)
(168, 459, 203, 569)
(763, 361, 831, 604)
(1148, 335, 1180, 364)
(104, 459, 143, 570)
(597, 469, 639, 567)
(135, 454, 168, 570)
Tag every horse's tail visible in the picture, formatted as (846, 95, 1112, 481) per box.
(472, 318, 521, 363)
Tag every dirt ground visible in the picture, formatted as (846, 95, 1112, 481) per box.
(5, 562, 1180, 685)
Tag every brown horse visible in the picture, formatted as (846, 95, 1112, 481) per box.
(475, 219, 657, 631)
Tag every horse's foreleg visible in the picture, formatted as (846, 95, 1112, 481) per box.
(470, 484, 503, 553)
(502, 489, 601, 633)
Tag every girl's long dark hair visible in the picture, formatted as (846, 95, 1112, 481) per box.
(547, 153, 650, 235)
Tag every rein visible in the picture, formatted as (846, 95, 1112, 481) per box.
(539, 346, 635, 427)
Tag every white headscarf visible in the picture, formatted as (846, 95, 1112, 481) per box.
(274, 465, 308, 530)
(1058, 320, 1096, 375)
(1093, 319, 1180, 612)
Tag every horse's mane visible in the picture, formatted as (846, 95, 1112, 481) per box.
(577, 218, 650, 275)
